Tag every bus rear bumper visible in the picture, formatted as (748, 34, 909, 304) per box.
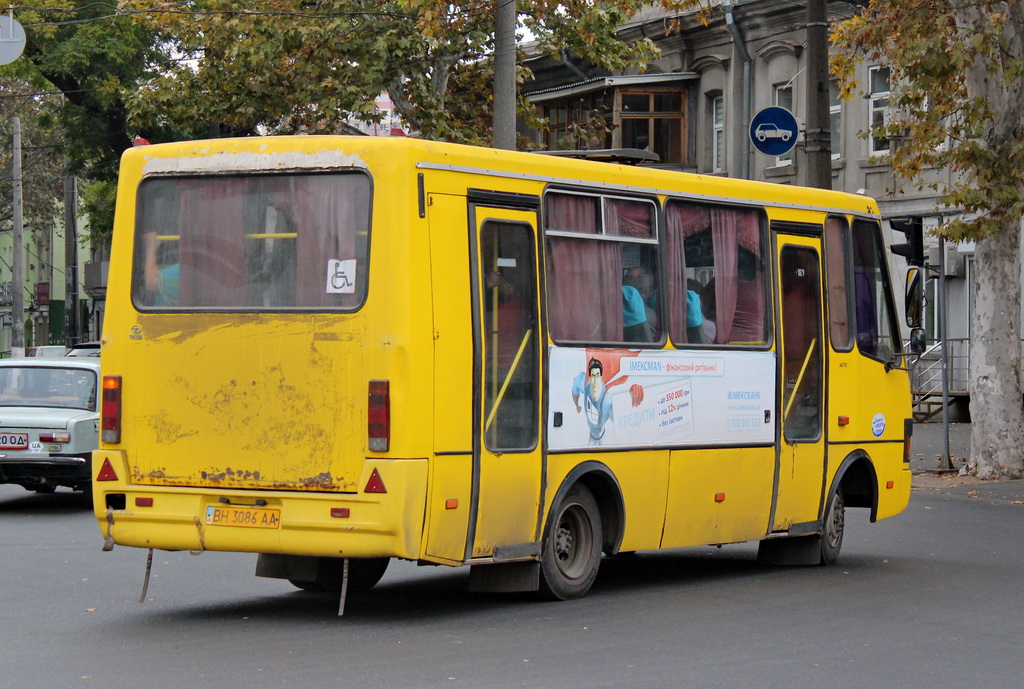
(92, 450, 428, 561)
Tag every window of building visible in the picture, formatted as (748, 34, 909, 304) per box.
(544, 192, 660, 344)
(829, 79, 842, 159)
(774, 83, 794, 166)
(542, 93, 613, 150)
(711, 95, 725, 173)
(869, 66, 891, 156)
(664, 200, 768, 346)
(619, 91, 685, 165)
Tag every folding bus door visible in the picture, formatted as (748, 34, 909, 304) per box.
(772, 232, 827, 531)
(468, 194, 545, 561)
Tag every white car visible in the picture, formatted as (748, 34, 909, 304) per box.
(0, 358, 100, 494)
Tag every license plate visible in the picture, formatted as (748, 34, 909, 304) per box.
(205, 505, 281, 529)
(0, 433, 29, 449)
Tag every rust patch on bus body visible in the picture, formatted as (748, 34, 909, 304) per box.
(128, 314, 363, 492)
(298, 472, 338, 489)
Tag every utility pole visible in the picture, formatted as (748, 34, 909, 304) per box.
(805, 0, 831, 189)
(492, 0, 516, 150)
(64, 176, 79, 346)
(11, 117, 24, 355)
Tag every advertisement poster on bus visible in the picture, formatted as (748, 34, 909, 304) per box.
(548, 347, 776, 450)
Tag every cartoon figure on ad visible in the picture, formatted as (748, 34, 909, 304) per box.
(570, 351, 644, 444)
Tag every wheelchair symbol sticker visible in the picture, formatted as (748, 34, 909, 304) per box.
(326, 259, 357, 294)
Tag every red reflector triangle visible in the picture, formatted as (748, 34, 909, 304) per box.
(364, 467, 387, 494)
(96, 457, 118, 482)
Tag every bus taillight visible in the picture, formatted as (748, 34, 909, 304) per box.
(368, 379, 390, 452)
(101, 375, 123, 443)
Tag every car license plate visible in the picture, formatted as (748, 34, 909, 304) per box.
(205, 505, 281, 529)
(0, 433, 29, 449)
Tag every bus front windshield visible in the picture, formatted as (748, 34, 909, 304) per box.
(133, 172, 371, 310)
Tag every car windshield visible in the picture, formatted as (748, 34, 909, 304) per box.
(0, 367, 97, 411)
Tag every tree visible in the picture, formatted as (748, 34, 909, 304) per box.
(833, 1, 1024, 479)
(2, 1, 193, 242)
(0, 76, 66, 233)
(122, 0, 702, 145)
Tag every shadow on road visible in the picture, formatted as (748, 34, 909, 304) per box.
(125, 546, 821, 624)
(0, 488, 92, 513)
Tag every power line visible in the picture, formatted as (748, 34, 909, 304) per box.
(15, 4, 417, 27)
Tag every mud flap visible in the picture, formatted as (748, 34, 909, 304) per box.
(757, 535, 820, 565)
(468, 561, 540, 593)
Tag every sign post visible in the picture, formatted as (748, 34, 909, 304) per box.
(749, 106, 798, 158)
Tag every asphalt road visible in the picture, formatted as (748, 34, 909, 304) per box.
(2, 448, 1022, 689)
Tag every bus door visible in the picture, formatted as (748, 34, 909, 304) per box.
(469, 195, 544, 560)
(772, 232, 827, 531)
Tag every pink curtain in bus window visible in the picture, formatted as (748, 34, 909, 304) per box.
(547, 237, 622, 341)
(544, 194, 599, 234)
(712, 207, 763, 344)
(665, 202, 710, 343)
(605, 198, 654, 238)
(294, 175, 367, 307)
(178, 178, 247, 306)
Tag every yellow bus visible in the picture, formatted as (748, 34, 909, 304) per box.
(93, 136, 915, 601)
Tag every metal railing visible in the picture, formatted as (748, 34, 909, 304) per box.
(910, 338, 971, 398)
(908, 338, 971, 422)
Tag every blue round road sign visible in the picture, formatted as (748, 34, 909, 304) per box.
(749, 106, 798, 156)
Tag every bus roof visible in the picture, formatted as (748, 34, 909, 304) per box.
(124, 136, 880, 218)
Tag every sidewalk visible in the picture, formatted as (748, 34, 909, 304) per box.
(908, 421, 1024, 501)
(909, 420, 971, 474)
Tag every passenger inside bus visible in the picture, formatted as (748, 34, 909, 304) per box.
(143, 232, 180, 306)
(622, 285, 653, 342)
(700, 278, 718, 343)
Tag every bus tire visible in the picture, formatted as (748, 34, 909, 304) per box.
(819, 486, 845, 565)
(289, 556, 390, 593)
(539, 483, 602, 601)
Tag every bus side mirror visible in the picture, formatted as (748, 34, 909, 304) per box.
(905, 267, 923, 328)
(909, 328, 926, 354)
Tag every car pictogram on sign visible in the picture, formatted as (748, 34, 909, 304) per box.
(754, 123, 792, 142)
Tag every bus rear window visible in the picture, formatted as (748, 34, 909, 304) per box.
(133, 172, 371, 310)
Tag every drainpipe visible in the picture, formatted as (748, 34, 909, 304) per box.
(723, 0, 752, 180)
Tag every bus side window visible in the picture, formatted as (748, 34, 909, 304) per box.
(545, 191, 659, 345)
(665, 200, 767, 347)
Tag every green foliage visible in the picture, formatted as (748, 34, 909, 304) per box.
(123, 0, 702, 144)
(2, 1, 194, 242)
(832, 0, 1024, 241)
(78, 179, 117, 247)
(0, 76, 65, 235)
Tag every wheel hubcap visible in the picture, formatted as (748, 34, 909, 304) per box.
(552, 504, 592, 579)
(825, 493, 844, 549)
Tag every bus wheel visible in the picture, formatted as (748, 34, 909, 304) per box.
(539, 484, 602, 600)
(289, 557, 390, 593)
(819, 487, 845, 565)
